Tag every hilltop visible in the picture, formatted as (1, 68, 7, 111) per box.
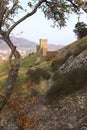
(0, 37, 36, 49)
(0, 36, 87, 130)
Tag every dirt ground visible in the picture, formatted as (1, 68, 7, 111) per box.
(1, 87, 87, 130)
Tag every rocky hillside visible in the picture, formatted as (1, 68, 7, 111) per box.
(47, 36, 87, 97)
(0, 36, 87, 130)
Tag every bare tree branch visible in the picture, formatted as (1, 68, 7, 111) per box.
(3, 3, 16, 24)
(8, 0, 46, 35)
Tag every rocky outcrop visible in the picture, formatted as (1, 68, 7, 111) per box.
(47, 36, 87, 97)
(57, 36, 87, 73)
(59, 49, 87, 74)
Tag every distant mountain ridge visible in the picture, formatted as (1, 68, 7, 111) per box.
(0, 37, 63, 51)
(0, 37, 36, 50)
(48, 44, 63, 51)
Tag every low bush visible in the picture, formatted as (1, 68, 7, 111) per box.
(27, 68, 50, 85)
(47, 65, 87, 97)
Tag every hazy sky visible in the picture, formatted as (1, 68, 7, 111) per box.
(12, 1, 87, 45)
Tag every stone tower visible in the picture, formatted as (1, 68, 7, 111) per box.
(39, 39, 48, 56)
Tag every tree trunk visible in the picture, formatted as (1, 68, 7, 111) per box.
(0, 35, 20, 113)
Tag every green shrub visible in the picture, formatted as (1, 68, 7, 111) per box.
(26, 68, 50, 84)
(47, 65, 87, 97)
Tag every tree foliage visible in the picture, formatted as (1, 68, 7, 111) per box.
(73, 22, 87, 39)
(0, 0, 87, 33)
